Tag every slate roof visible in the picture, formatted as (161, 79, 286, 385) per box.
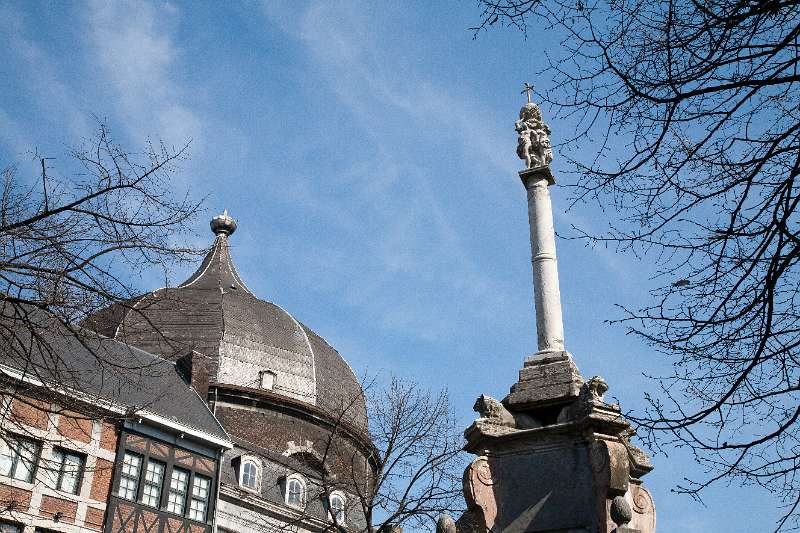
(0, 303, 231, 445)
(83, 218, 368, 430)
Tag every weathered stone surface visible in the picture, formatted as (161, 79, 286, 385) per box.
(463, 456, 498, 531)
(507, 351, 583, 408)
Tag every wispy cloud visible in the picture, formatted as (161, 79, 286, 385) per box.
(83, 0, 201, 147)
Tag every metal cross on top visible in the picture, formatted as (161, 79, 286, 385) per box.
(521, 82, 535, 103)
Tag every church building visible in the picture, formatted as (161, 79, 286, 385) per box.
(0, 210, 374, 533)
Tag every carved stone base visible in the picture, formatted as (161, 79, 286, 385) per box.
(456, 367, 656, 533)
(506, 351, 583, 409)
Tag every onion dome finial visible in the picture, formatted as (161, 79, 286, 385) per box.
(210, 209, 237, 236)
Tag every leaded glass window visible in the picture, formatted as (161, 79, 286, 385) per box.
(166, 467, 189, 515)
(117, 452, 142, 500)
(141, 459, 165, 507)
(188, 474, 210, 522)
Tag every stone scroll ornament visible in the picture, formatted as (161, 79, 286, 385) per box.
(516, 83, 554, 169)
(463, 456, 498, 532)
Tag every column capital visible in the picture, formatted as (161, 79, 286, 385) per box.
(519, 165, 555, 187)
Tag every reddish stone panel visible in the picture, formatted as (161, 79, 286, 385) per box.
(0, 482, 32, 511)
(189, 523, 206, 533)
(100, 422, 119, 451)
(91, 458, 115, 502)
(57, 410, 93, 443)
(166, 517, 183, 533)
(10, 397, 49, 430)
(149, 441, 170, 460)
(174, 449, 194, 468)
(112, 502, 135, 533)
(39, 495, 78, 523)
(126, 434, 147, 452)
(195, 457, 214, 475)
(84, 506, 106, 530)
(140, 509, 159, 532)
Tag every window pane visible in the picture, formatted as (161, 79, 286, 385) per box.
(242, 462, 256, 488)
(0, 521, 21, 533)
(188, 498, 206, 522)
(192, 475, 210, 499)
(0, 438, 14, 477)
(187, 474, 210, 521)
(166, 468, 189, 515)
(141, 460, 165, 507)
(13, 439, 38, 482)
(58, 452, 83, 494)
(287, 478, 304, 506)
(330, 495, 345, 523)
(117, 453, 141, 500)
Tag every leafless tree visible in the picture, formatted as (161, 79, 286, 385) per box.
(258, 377, 466, 533)
(0, 123, 201, 487)
(473, 0, 800, 528)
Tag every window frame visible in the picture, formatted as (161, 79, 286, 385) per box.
(259, 370, 277, 390)
(328, 491, 347, 525)
(51, 447, 86, 495)
(117, 451, 143, 501)
(165, 466, 190, 516)
(113, 431, 218, 525)
(187, 473, 211, 522)
(140, 458, 166, 508)
(239, 458, 260, 491)
(0, 435, 40, 483)
(284, 473, 306, 509)
(0, 520, 23, 533)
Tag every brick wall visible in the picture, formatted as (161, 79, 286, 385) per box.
(57, 410, 93, 443)
(0, 482, 33, 510)
(9, 397, 49, 430)
(91, 458, 115, 502)
(39, 494, 78, 523)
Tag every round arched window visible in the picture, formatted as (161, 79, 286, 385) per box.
(285, 475, 306, 508)
(329, 492, 346, 524)
(240, 460, 259, 490)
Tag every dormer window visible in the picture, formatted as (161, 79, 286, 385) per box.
(241, 461, 258, 490)
(237, 456, 261, 492)
(328, 492, 346, 525)
(284, 474, 306, 508)
(259, 370, 277, 390)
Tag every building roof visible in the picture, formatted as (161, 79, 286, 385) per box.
(0, 304, 232, 446)
(83, 213, 368, 430)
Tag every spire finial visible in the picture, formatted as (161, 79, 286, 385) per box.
(210, 209, 237, 236)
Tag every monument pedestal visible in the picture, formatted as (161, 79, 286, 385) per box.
(452, 358, 656, 533)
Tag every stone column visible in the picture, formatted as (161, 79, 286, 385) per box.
(521, 166, 564, 353)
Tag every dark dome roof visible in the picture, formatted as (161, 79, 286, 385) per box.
(84, 212, 367, 429)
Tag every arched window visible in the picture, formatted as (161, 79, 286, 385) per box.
(240, 460, 259, 490)
(284, 474, 306, 508)
(328, 492, 346, 524)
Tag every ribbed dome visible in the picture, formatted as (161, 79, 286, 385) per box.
(84, 213, 367, 429)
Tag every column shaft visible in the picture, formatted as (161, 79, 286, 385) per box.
(525, 173, 565, 353)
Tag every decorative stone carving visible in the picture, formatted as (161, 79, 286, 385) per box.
(473, 395, 516, 427)
(436, 513, 457, 533)
(462, 456, 497, 532)
(586, 375, 609, 403)
(610, 496, 633, 526)
(472, 395, 541, 431)
(515, 86, 554, 170)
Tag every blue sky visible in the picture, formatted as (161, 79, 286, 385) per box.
(0, 1, 775, 530)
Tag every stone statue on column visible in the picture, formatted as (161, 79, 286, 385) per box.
(443, 86, 657, 533)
